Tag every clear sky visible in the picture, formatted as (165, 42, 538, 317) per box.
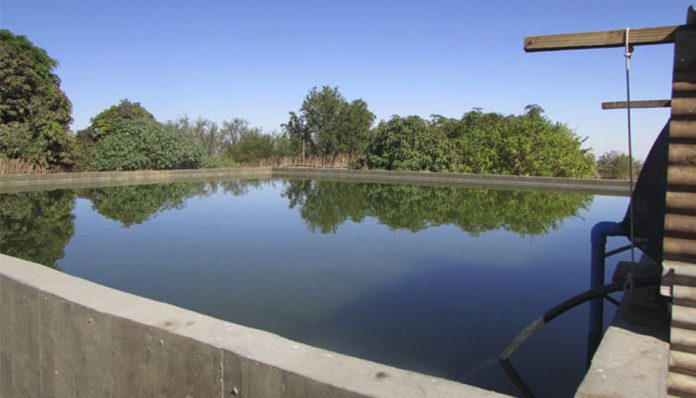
(2, 0, 694, 159)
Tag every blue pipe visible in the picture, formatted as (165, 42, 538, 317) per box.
(587, 221, 625, 365)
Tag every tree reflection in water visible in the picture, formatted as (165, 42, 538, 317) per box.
(0, 178, 592, 269)
(0, 190, 76, 269)
(281, 179, 592, 235)
(78, 182, 210, 227)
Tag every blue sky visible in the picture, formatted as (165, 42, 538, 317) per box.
(2, 0, 693, 159)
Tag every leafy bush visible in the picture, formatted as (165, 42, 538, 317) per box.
(366, 115, 458, 172)
(366, 106, 595, 178)
(228, 130, 275, 164)
(78, 100, 204, 171)
(596, 151, 642, 179)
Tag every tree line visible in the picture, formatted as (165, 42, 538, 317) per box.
(1, 29, 636, 178)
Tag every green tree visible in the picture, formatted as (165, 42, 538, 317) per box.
(282, 111, 312, 161)
(271, 131, 296, 158)
(228, 130, 275, 164)
(220, 118, 253, 153)
(596, 150, 642, 179)
(498, 106, 595, 177)
(448, 109, 508, 174)
(0, 29, 76, 169)
(167, 116, 223, 158)
(285, 86, 375, 159)
(366, 115, 458, 172)
(78, 100, 204, 171)
(435, 106, 595, 178)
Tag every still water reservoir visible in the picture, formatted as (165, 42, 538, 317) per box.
(0, 178, 633, 397)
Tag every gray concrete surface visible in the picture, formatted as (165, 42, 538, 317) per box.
(576, 266, 670, 398)
(0, 167, 272, 193)
(0, 254, 507, 398)
(1, 166, 630, 195)
(272, 167, 631, 196)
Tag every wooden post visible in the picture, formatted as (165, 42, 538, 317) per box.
(663, 7, 696, 397)
(601, 100, 671, 110)
(524, 25, 690, 52)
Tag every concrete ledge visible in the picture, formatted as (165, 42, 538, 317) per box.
(576, 281, 669, 398)
(1, 167, 630, 195)
(272, 168, 631, 196)
(0, 254, 506, 398)
(0, 167, 272, 192)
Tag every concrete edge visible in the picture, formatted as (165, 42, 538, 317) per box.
(272, 168, 631, 196)
(0, 253, 507, 398)
(576, 283, 669, 398)
(0, 167, 272, 192)
(1, 167, 630, 195)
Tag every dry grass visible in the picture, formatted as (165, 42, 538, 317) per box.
(258, 155, 364, 169)
(0, 158, 48, 175)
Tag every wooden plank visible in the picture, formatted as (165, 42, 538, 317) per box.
(665, 237, 696, 258)
(668, 192, 696, 211)
(668, 165, 696, 185)
(602, 99, 671, 110)
(671, 97, 696, 118)
(669, 371, 696, 395)
(666, 214, 696, 234)
(673, 327, 696, 349)
(671, 121, 696, 139)
(671, 350, 696, 372)
(524, 25, 687, 52)
(669, 144, 696, 165)
(673, 284, 696, 302)
(673, 305, 696, 329)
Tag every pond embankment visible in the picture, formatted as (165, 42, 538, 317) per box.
(0, 253, 505, 398)
(0, 166, 631, 195)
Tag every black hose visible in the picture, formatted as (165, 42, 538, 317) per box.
(498, 276, 659, 398)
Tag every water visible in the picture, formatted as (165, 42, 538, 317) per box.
(0, 178, 633, 397)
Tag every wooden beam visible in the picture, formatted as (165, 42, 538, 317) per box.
(602, 100, 671, 110)
(524, 25, 689, 52)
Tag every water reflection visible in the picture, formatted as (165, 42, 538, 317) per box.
(0, 178, 612, 397)
(0, 190, 76, 269)
(0, 179, 592, 268)
(77, 183, 210, 227)
(282, 179, 593, 235)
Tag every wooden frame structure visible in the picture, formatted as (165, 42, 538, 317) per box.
(525, 7, 696, 397)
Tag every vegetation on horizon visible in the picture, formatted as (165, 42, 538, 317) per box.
(595, 150, 643, 180)
(1, 29, 612, 178)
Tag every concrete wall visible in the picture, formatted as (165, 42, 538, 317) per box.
(0, 254, 505, 398)
(0, 166, 630, 195)
(0, 167, 272, 193)
(272, 168, 631, 196)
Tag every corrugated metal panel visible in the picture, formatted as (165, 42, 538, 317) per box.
(664, 8, 696, 397)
